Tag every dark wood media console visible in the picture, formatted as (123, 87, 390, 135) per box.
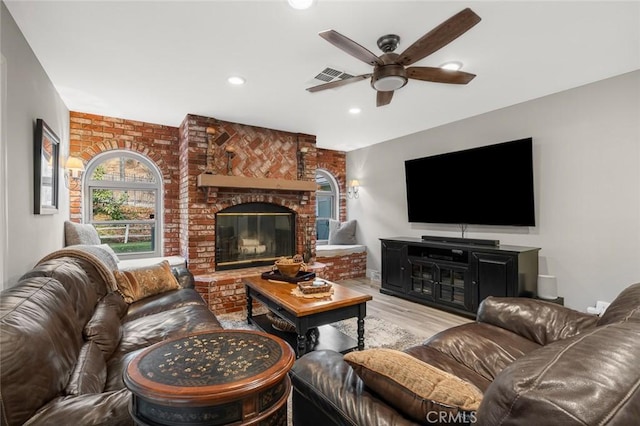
(380, 237, 540, 318)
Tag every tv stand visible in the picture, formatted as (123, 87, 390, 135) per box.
(381, 237, 539, 318)
(421, 235, 500, 247)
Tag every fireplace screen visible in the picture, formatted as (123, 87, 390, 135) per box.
(215, 203, 295, 270)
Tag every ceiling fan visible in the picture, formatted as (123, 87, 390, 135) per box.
(307, 8, 481, 107)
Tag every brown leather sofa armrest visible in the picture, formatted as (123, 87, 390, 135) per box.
(476, 297, 599, 346)
(171, 265, 194, 289)
(23, 389, 132, 425)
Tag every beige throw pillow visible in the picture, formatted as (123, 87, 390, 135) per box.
(344, 348, 483, 423)
(114, 260, 181, 303)
(64, 221, 101, 246)
(328, 219, 357, 245)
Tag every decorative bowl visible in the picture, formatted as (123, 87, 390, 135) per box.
(275, 259, 304, 277)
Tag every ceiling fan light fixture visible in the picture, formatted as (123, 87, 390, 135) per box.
(441, 61, 463, 71)
(372, 64, 408, 92)
(372, 75, 407, 91)
(288, 0, 315, 10)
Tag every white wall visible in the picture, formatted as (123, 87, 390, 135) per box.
(347, 70, 640, 312)
(1, 2, 70, 288)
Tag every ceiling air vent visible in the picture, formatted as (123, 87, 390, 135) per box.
(314, 67, 355, 83)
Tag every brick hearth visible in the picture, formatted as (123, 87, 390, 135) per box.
(316, 252, 367, 282)
(195, 263, 328, 314)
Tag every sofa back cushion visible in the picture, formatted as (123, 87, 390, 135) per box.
(477, 296, 599, 346)
(477, 322, 640, 425)
(64, 341, 107, 395)
(597, 282, 640, 326)
(0, 277, 83, 426)
(83, 293, 126, 360)
(20, 258, 98, 327)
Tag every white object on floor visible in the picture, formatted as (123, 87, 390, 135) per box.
(537, 275, 558, 300)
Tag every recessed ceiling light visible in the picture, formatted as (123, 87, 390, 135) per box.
(349, 107, 361, 115)
(288, 0, 315, 10)
(441, 61, 463, 71)
(227, 76, 246, 85)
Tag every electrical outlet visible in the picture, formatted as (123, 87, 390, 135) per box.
(595, 300, 610, 313)
(587, 300, 611, 315)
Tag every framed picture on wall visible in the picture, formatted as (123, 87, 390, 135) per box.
(34, 118, 59, 214)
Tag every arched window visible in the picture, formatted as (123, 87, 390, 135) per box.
(84, 151, 162, 258)
(316, 169, 339, 242)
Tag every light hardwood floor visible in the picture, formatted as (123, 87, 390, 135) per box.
(338, 278, 472, 338)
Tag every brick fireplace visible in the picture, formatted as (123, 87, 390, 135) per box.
(69, 111, 349, 314)
(178, 114, 318, 277)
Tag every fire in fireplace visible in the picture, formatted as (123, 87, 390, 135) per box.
(215, 203, 296, 270)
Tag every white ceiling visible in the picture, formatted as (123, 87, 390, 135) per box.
(5, 1, 640, 151)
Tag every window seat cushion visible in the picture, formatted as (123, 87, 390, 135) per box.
(316, 244, 366, 258)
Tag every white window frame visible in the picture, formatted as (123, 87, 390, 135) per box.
(83, 151, 163, 259)
(315, 169, 339, 243)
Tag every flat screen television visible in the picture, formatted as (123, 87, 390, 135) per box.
(404, 137, 535, 226)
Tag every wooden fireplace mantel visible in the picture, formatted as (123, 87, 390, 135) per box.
(197, 174, 316, 192)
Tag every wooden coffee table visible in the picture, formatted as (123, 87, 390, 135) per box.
(243, 276, 372, 357)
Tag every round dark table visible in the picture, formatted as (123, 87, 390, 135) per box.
(124, 330, 295, 426)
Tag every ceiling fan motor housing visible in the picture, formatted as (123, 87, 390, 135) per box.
(377, 34, 401, 53)
(372, 64, 408, 91)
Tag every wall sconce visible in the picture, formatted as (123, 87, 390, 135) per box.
(347, 179, 360, 199)
(64, 156, 85, 190)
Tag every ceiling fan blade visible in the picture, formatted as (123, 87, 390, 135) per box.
(306, 74, 372, 93)
(398, 8, 481, 66)
(407, 67, 476, 84)
(319, 30, 383, 66)
(377, 90, 394, 107)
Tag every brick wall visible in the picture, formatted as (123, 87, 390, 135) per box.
(68, 112, 182, 255)
(317, 148, 347, 221)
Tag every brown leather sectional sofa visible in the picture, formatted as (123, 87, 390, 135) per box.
(0, 248, 223, 425)
(291, 283, 640, 425)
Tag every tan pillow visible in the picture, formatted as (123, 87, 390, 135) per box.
(113, 261, 181, 303)
(344, 348, 483, 423)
